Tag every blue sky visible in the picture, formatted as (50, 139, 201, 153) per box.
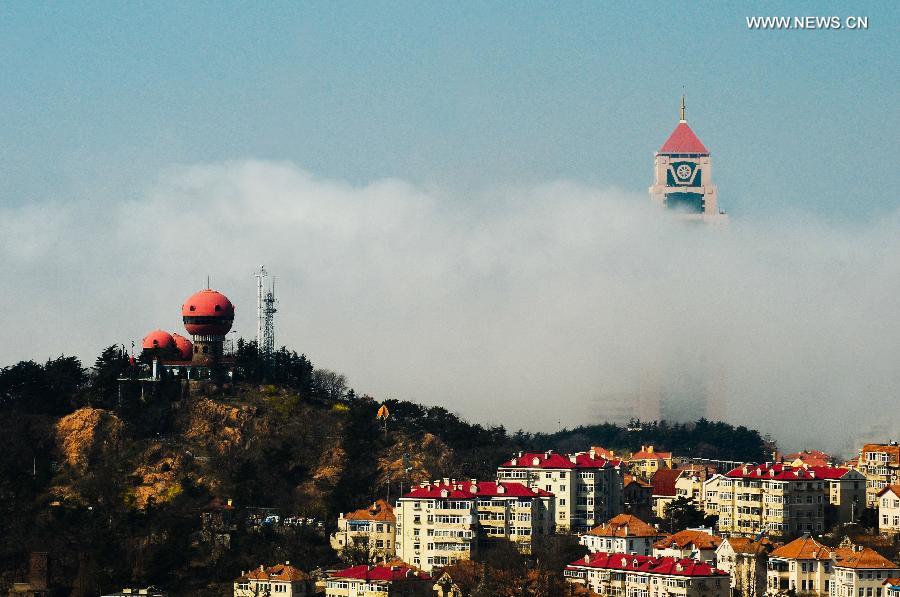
(1, 2, 897, 220)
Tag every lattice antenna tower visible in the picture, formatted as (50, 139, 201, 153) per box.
(255, 266, 267, 352)
(263, 276, 277, 359)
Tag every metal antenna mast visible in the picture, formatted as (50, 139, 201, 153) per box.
(255, 266, 267, 351)
(255, 265, 277, 360)
(263, 277, 277, 358)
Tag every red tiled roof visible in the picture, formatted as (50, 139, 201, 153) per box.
(401, 480, 552, 499)
(654, 529, 722, 551)
(659, 122, 709, 154)
(345, 499, 395, 523)
(725, 463, 853, 481)
(567, 552, 726, 577)
(587, 514, 661, 538)
(499, 451, 621, 470)
(331, 563, 431, 582)
(650, 469, 682, 497)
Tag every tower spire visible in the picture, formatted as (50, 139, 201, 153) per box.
(680, 92, 686, 123)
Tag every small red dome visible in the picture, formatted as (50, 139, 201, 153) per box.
(142, 329, 176, 350)
(171, 333, 194, 360)
(181, 289, 235, 337)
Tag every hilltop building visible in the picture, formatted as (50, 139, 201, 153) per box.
(139, 287, 236, 379)
(649, 96, 726, 222)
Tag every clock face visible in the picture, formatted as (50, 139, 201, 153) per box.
(676, 164, 692, 180)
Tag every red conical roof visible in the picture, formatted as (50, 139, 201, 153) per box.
(659, 122, 709, 154)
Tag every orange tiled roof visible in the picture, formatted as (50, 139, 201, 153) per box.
(833, 548, 899, 570)
(239, 563, 311, 582)
(877, 485, 900, 498)
(860, 444, 900, 464)
(770, 537, 831, 560)
(624, 474, 652, 488)
(653, 529, 722, 551)
(633, 450, 673, 461)
(724, 537, 776, 555)
(883, 577, 900, 586)
(587, 514, 661, 538)
(344, 499, 396, 523)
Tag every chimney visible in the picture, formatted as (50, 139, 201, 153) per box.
(569, 455, 577, 463)
(648, 446, 654, 454)
(227, 498, 233, 507)
(285, 560, 290, 566)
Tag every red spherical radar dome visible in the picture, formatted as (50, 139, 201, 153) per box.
(142, 329, 176, 350)
(181, 289, 235, 337)
(171, 333, 194, 360)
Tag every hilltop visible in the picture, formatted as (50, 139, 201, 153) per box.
(0, 344, 768, 595)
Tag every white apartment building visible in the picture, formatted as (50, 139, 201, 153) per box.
(394, 479, 554, 571)
(324, 563, 432, 597)
(564, 552, 730, 597)
(717, 464, 862, 538)
(497, 449, 625, 533)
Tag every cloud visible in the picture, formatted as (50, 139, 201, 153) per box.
(1, 160, 898, 454)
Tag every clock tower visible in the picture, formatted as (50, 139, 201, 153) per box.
(649, 96, 727, 222)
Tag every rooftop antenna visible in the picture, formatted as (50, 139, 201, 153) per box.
(680, 88, 686, 123)
(206, 275, 210, 289)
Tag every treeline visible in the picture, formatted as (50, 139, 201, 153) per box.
(518, 418, 769, 463)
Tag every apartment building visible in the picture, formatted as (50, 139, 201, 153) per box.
(564, 552, 729, 597)
(234, 563, 316, 596)
(470, 480, 555, 554)
(716, 537, 776, 597)
(624, 474, 654, 520)
(331, 500, 397, 561)
(830, 547, 900, 597)
(395, 479, 554, 571)
(653, 529, 722, 564)
(859, 444, 900, 507)
(717, 464, 861, 539)
(497, 449, 624, 533)
(631, 446, 674, 480)
(324, 563, 432, 597)
(580, 514, 666, 555)
(395, 481, 477, 572)
(766, 536, 832, 596)
(702, 474, 725, 519)
(877, 486, 900, 536)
